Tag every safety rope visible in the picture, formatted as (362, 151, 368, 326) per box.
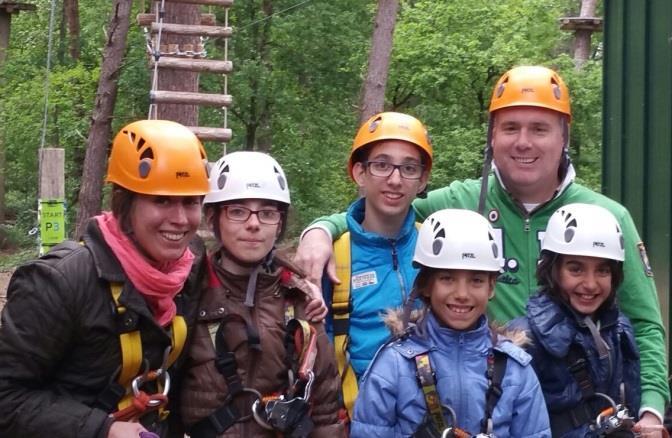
(39, 0, 58, 149)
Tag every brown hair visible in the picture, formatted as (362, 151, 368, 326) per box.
(110, 184, 136, 236)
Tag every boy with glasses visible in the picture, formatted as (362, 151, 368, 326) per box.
(325, 112, 432, 418)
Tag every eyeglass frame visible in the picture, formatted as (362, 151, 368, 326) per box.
(221, 204, 284, 225)
(363, 160, 426, 180)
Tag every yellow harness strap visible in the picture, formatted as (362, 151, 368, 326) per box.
(110, 283, 188, 412)
(111, 283, 143, 388)
(332, 223, 421, 418)
(332, 232, 358, 418)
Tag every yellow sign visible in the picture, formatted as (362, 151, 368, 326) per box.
(39, 199, 66, 254)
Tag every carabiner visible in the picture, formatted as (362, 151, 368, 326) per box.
(252, 397, 275, 430)
(131, 369, 171, 408)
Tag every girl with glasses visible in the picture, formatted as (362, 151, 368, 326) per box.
(180, 151, 346, 437)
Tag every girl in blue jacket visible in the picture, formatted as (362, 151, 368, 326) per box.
(351, 209, 550, 437)
(510, 203, 644, 437)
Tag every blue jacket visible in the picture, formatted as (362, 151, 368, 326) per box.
(509, 293, 641, 437)
(351, 312, 551, 437)
(324, 197, 418, 378)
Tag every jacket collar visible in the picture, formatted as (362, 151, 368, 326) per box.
(346, 197, 417, 247)
(491, 162, 576, 207)
(527, 292, 620, 357)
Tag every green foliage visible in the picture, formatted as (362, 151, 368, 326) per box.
(1, 0, 605, 249)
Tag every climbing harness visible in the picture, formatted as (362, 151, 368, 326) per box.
(97, 282, 187, 422)
(412, 347, 506, 438)
(251, 318, 318, 437)
(190, 262, 318, 437)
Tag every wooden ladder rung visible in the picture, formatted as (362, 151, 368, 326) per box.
(137, 13, 215, 27)
(163, 0, 233, 6)
(188, 127, 232, 142)
(150, 90, 232, 107)
(150, 23, 232, 38)
(152, 57, 233, 74)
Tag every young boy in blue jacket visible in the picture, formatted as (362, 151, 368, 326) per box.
(351, 209, 550, 437)
(510, 203, 648, 437)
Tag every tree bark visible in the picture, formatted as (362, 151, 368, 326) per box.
(359, 0, 399, 124)
(0, 10, 10, 223)
(64, 0, 81, 60)
(574, 0, 598, 68)
(156, 3, 200, 125)
(74, 0, 132, 238)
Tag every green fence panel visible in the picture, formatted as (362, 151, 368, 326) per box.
(603, 0, 672, 357)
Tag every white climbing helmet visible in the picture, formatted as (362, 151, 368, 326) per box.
(542, 203, 624, 261)
(413, 209, 502, 272)
(204, 151, 291, 205)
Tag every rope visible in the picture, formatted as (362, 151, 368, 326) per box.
(39, 0, 58, 149)
(148, 0, 167, 120)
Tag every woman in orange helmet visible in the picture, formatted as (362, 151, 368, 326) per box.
(0, 120, 210, 438)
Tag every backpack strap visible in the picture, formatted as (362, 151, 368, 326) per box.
(332, 231, 358, 418)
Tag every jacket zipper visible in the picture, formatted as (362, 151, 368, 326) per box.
(390, 239, 409, 301)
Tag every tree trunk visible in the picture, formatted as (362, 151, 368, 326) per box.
(156, 3, 200, 125)
(64, 0, 81, 60)
(0, 10, 10, 223)
(74, 0, 132, 238)
(574, 0, 598, 68)
(359, 0, 399, 124)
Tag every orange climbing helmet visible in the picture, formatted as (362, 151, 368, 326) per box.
(106, 120, 209, 196)
(348, 112, 433, 178)
(489, 66, 571, 121)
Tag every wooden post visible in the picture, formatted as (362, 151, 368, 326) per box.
(38, 148, 65, 254)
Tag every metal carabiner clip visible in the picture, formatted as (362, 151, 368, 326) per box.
(131, 368, 171, 407)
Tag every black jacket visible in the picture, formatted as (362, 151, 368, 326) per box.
(0, 220, 206, 438)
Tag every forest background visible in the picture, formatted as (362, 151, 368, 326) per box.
(0, 0, 603, 261)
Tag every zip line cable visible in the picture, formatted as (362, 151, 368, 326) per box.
(236, 0, 314, 31)
(39, 0, 58, 149)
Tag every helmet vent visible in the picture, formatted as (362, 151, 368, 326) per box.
(140, 147, 154, 160)
(273, 166, 287, 190)
(488, 232, 499, 258)
(136, 137, 145, 151)
(368, 116, 382, 133)
(552, 81, 562, 100)
(217, 173, 227, 190)
(139, 160, 151, 179)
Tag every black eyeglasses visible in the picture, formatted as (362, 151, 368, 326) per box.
(364, 160, 425, 180)
(223, 205, 283, 225)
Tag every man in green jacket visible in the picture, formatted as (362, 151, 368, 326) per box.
(294, 66, 669, 432)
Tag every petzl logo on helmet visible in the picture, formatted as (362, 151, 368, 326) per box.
(246, 182, 261, 189)
(462, 253, 475, 259)
(593, 241, 605, 248)
(521, 87, 535, 94)
(176, 171, 190, 178)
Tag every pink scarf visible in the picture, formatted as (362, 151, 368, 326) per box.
(96, 212, 194, 326)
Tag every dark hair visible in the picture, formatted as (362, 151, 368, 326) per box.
(536, 250, 624, 309)
(110, 184, 136, 235)
(351, 141, 430, 169)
